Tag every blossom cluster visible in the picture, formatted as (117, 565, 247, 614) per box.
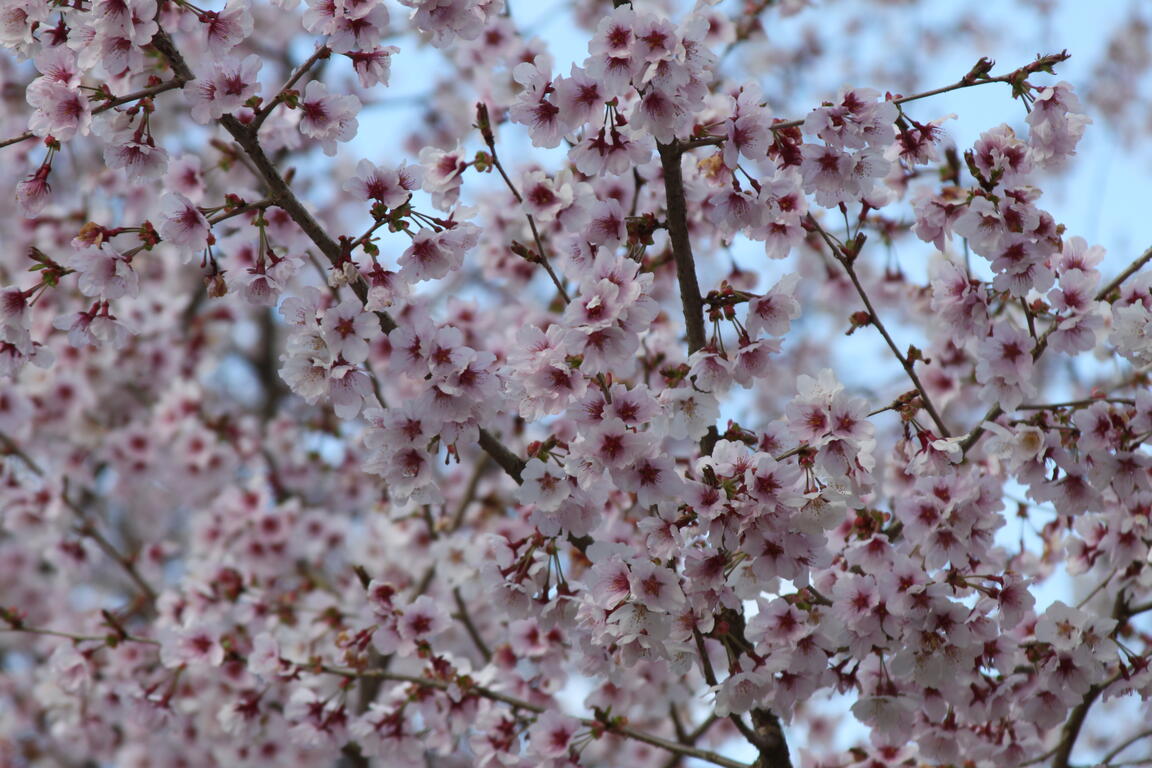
(1, 0, 1151, 767)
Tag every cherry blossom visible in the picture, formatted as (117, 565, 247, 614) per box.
(0, 3, 1150, 768)
(297, 80, 361, 155)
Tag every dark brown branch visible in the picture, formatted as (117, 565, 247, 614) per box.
(0, 77, 189, 150)
(748, 709, 792, 768)
(658, 140, 708, 355)
(477, 428, 526, 483)
(662, 133, 789, 765)
(1052, 672, 1120, 768)
(1052, 591, 1130, 768)
(476, 104, 569, 304)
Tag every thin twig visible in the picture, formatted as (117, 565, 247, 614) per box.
(658, 140, 707, 355)
(0, 620, 159, 647)
(452, 586, 492, 662)
(1017, 397, 1135, 411)
(476, 106, 570, 303)
(1102, 728, 1152, 765)
(808, 215, 951, 437)
(205, 197, 275, 226)
(0, 432, 158, 604)
(660, 714, 722, 768)
(249, 45, 331, 133)
(1096, 245, 1152, 301)
(679, 59, 1056, 154)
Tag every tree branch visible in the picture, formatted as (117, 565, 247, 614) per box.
(1097, 245, 1152, 301)
(660, 713, 722, 768)
(452, 586, 492, 663)
(1102, 728, 1152, 765)
(680, 55, 1070, 155)
(658, 140, 707, 355)
(1052, 672, 1120, 768)
(0, 432, 158, 605)
(476, 104, 570, 304)
(323, 665, 753, 768)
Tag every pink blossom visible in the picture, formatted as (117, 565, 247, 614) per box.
(26, 80, 91, 140)
(319, 298, 374, 364)
(185, 54, 262, 124)
(528, 710, 580, 759)
(158, 192, 211, 253)
(199, 0, 254, 55)
(297, 80, 361, 155)
(398, 223, 479, 282)
(745, 273, 801, 338)
(159, 622, 225, 668)
(348, 46, 400, 87)
(397, 595, 450, 645)
(418, 143, 467, 210)
(67, 245, 139, 300)
(1027, 81, 1091, 169)
(15, 164, 52, 216)
(974, 323, 1036, 411)
(508, 62, 567, 149)
(344, 158, 422, 207)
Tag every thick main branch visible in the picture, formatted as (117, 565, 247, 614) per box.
(658, 141, 708, 355)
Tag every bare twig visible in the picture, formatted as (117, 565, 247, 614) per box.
(808, 215, 951, 438)
(452, 586, 492, 662)
(249, 45, 332, 133)
(1096, 245, 1152, 301)
(1102, 729, 1152, 765)
(680, 57, 1066, 154)
(1017, 397, 1135, 411)
(476, 104, 570, 303)
(660, 714, 722, 768)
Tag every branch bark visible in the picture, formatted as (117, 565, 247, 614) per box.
(658, 141, 708, 355)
